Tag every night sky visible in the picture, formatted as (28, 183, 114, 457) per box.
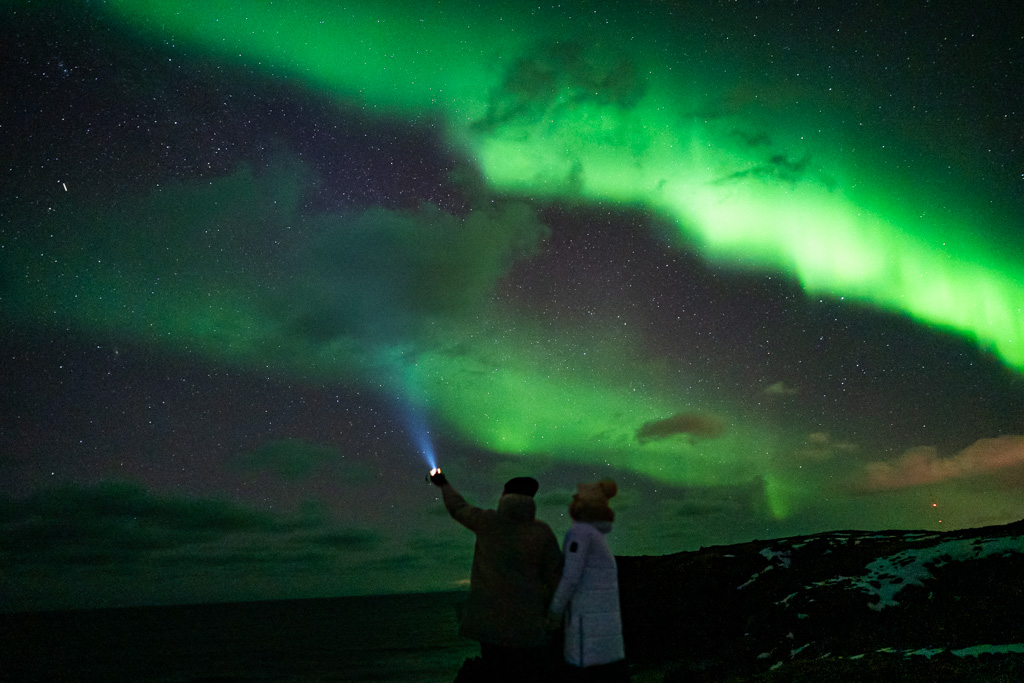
(2, 0, 1023, 612)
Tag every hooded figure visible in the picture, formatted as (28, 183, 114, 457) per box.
(431, 471, 563, 657)
(549, 479, 626, 674)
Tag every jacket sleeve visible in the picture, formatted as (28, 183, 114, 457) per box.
(542, 525, 564, 597)
(441, 483, 486, 531)
(549, 526, 590, 615)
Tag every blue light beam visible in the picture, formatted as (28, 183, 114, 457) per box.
(403, 407, 437, 470)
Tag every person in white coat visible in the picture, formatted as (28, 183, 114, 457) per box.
(549, 479, 628, 681)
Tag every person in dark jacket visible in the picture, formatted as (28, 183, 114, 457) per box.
(430, 470, 563, 676)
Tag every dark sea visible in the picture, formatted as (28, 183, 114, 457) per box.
(2, 592, 478, 682)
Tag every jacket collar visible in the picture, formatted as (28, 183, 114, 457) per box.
(577, 520, 613, 534)
(497, 493, 536, 522)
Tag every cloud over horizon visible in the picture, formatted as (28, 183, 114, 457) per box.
(861, 436, 1024, 491)
(0, 481, 379, 567)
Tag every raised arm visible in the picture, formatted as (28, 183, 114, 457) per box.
(431, 471, 486, 531)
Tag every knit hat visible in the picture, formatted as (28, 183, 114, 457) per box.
(576, 478, 618, 503)
(503, 476, 540, 497)
(570, 478, 617, 522)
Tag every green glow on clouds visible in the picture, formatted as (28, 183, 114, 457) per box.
(403, 329, 797, 519)
(7, 156, 798, 515)
(102, 0, 1024, 373)
(8, 0, 1020, 522)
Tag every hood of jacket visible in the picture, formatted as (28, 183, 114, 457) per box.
(582, 520, 613, 534)
(497, 493, 536, 523)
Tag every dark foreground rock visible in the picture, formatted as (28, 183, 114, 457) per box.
(616, 518, 1024, 681)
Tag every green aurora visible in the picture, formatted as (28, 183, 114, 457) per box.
(99, 0, 1023, 374)
(6, 0, 1022, 526)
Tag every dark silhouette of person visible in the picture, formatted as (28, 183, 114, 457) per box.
(430, 470, 563, 678)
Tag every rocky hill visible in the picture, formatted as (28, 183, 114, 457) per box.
(617, 519, 1024, 681)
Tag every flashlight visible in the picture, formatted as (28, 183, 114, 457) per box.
(426, 467, 441, 484)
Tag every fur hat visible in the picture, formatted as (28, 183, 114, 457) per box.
(503, 476, 540, 497)
(570, 478, 617, 522)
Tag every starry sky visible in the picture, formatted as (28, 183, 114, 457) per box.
(2, 0, 1023, 612)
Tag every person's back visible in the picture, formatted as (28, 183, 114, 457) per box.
(458, 491, 562, 647)
(430, 472, 562, 669)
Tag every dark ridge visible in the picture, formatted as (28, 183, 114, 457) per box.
(615, 517, 1024, 681)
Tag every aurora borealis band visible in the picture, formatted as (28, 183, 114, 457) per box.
(2, 0, 1022, 611)
(101, 0, 1024, 369)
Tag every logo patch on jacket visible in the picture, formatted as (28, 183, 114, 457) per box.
(569, 541, 579, 552)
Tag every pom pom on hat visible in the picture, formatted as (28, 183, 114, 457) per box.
(576, 478, 617, 502)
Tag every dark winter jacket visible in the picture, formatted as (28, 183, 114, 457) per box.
(550, 521, 625, 667)
(441, 483, 563, 647)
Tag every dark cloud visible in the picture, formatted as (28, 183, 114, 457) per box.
(475, 40, 647, 132)
(670, 477, 772, 520)
(304, 529, 381, 552)
(714, 153, 813, 186)
(733, 131, 770, 148)
(234, 439, 341, 481)
(764, 381, 799, 396)
(637, 477, 779, 551)
(707, 146, 839, 191)
(287, 201, 548, 345)
(730, 130, 773, 148)
(795, 432, 858, 462)
(2, 159, 306, 360)
(636, 412, 727, 445)
(4, 155, 547, 379)
(0, 482, 376, 568)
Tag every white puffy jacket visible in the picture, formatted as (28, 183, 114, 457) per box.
(549, 521, 625, 667)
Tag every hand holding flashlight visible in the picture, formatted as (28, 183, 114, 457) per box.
(428, 467, 447, 487)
